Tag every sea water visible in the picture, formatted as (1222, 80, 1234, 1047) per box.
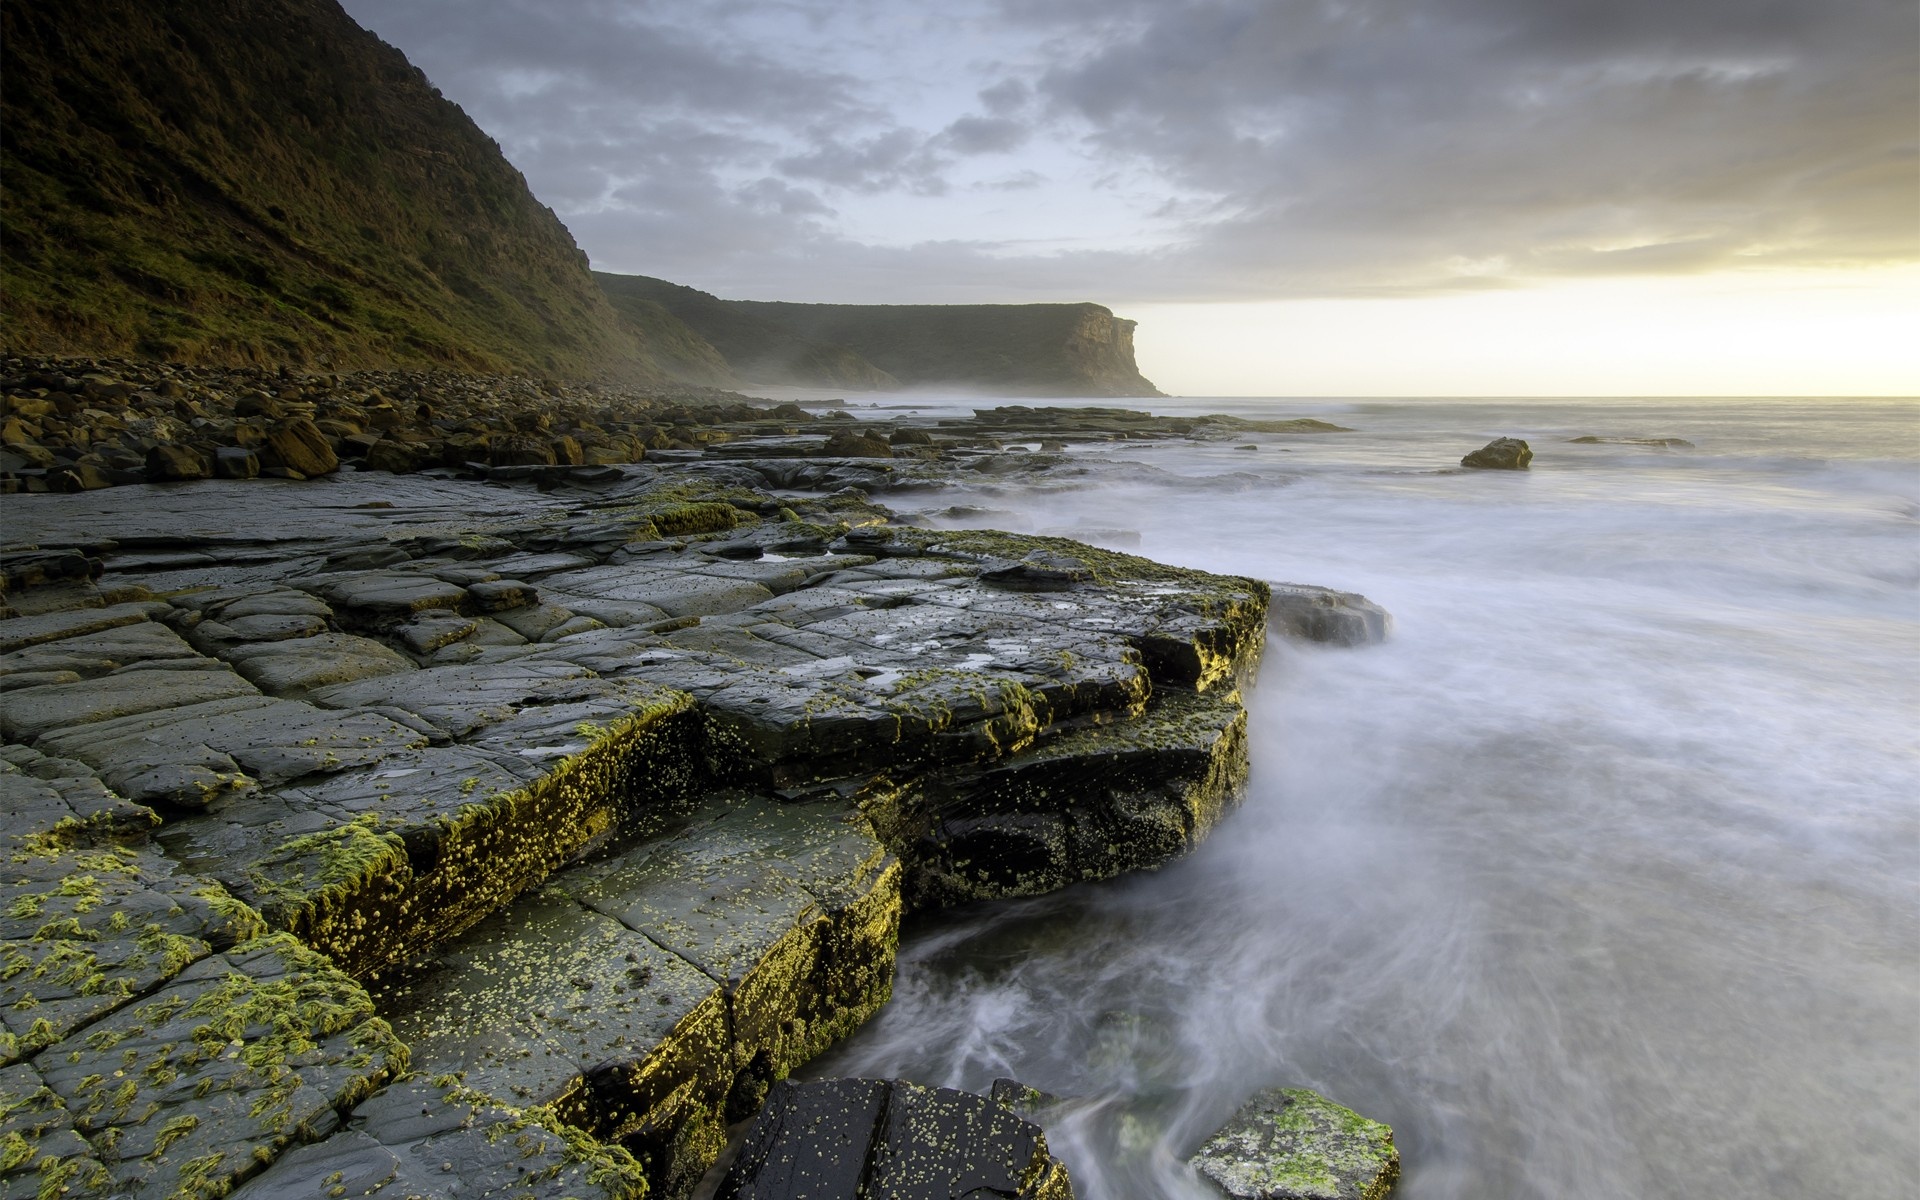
(797, 396, 1920, 1199)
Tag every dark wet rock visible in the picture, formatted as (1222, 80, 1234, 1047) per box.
(301, 571, 467, 625)
(386, 794, 899, 1193)
(213, 445, 261, 479)
(228, 1077, 648, 1199)
(1567, 435, 1695, 449)
(465, 578, 538, 612)
(0, 600, 168, 653)
(1460, 437, 1532, 469)
(719, 1077, 1073, 1200)
(1, 842, 264, 1059)
(980, 549, 1095, 592)
(1268, 584, 1392, 647)
(30, 934, 406, 1198)
(1190, 1088, 1399, 1200)
(823, 429, 895, 458)
(990, 1077, 1063, 1117)
(221, 632, 416, 699)
(362, 436, 429, 474)
(0, 1059, 114, 1198)
(0, 549, 102, 605)
(897, 687, 1249, 907)
(0, 746, 157, 845)
(0, 667, 260, 743)
(0, 462, 1306, 1194)
(144, 443, 214, 481)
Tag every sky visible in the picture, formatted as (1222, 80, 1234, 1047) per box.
(340, 0, 1918, 396)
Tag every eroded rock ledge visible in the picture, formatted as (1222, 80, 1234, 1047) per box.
(1, 465, 1267, 1197)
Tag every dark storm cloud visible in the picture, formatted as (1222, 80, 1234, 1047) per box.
(1022, 0, 1917, 294)
(342, 0, 1916, 301)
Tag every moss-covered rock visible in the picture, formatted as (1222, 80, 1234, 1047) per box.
(1190, 1088, 1399, 1200)
(385, 795, 901, 1197)
(29, 932, 406, 1198)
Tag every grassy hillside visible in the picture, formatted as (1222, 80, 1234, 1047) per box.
(597, 273, 898, 390)
(0, 0, 717, 382)
(592, 283, 736, 388)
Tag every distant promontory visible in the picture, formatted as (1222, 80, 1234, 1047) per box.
(597, 273, 1162, 397)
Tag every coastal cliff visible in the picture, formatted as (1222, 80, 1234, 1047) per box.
(2, 0, 1163, 397)
(732, 299, 1161, 397)
(599, 273, 1162, 397)
(0, 0, 713, 382)
(596, 273, 898, 391)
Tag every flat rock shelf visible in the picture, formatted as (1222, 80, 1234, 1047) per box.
(0, 465, 1267, 1198)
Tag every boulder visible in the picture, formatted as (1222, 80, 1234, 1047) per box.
(263, 415, 340, 476)
(1189, 1088, 1398, 1200)
(362, 436, 427, 474)
(824, 429, 894, 458)
(143, 443, 212, 481)
(213, 445, 261, 479)
(1459, 437, 1531, 469)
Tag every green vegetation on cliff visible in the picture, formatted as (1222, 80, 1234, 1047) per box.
(597, 273, 1162, 397)
(735, 298, 1162, 397)
(0, 0, 717, 381)
(596, 272, 899, 391)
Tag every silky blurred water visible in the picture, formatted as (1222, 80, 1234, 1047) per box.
(795, 395, 1920, 1199)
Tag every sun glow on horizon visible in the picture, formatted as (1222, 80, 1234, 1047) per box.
(1127, 267, 1920, 398)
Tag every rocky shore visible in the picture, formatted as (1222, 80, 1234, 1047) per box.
(0, 360, 1402, 1198)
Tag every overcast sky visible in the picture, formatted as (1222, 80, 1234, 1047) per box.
(341, 0, 1917, 393)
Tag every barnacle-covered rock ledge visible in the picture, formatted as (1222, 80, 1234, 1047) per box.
(0, 467, 1266, 1198)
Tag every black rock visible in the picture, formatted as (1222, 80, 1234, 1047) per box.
(1460, 437, 1532, 469)
(719, 1078, 1074, 1200)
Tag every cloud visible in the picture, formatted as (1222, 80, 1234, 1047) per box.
(1023, 0, 1918, 294)
(775, 127, 950, 194)
(342, 0, 1918, 304)
(938, 115, 1031, 155)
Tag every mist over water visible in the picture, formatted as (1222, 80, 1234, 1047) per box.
(799, 396, 1920, 1198)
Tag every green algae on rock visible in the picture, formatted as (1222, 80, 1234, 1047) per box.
(1190, 1088, 1399, 1200)
(383, 794, 902, 1196)
(1, 459, 1304, 1197)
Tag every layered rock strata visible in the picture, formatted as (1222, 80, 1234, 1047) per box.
(1, 461, 1268, 1196)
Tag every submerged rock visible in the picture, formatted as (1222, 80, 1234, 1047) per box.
(1567, 435, 1695, 449)
(718, 1077, 1074, 1199)
(1460, 437, 1532, 470)
(1190, 1087, 1399, 1200)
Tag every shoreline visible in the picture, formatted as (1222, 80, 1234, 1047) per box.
(2, 387, 1366, 1195)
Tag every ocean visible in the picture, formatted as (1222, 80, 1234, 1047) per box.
(788, 395, 1920, 1198)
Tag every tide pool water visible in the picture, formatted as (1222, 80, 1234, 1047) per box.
(799, 396, 1920, 1199)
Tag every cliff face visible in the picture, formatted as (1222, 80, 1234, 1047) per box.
(0, 0, 713, 382)
(733, 300, 1162, 397)
(596, 273, 898, 391)
(598, 275, 1160, 397)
